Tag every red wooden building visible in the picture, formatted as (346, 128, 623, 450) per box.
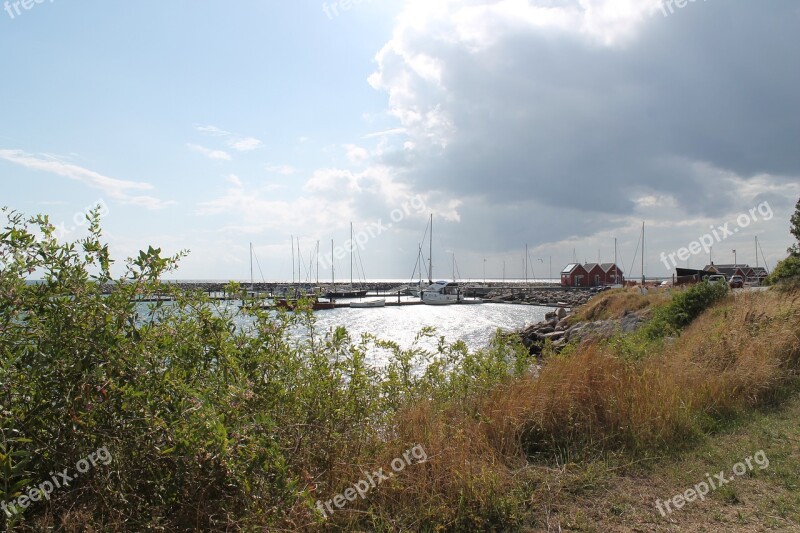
(561, 263, 625, 287)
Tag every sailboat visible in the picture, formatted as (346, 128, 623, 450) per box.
(421, 214, 463, 305)
(276, 237, 335, 311)
(408, 244, 427, 297)
(247, 242, 257, 298)
(325, 223, 369, 299)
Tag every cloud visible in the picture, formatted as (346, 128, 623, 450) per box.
(193, 124, 264, 154)
(365, 0, 800, 262)
(197, 163, 444, 239)
(193, 124, 231, 136)
(343, 144, 369, 165)
(0, 149, 173, 210)
(363, 128, 407, 139)
(228, 137, 263, 151)
(265, 164, 297, 176)
(187, 143, 232, 161)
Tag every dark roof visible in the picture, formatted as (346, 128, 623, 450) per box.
(600, 263, 623, 274)
(705, 264, 755, 270)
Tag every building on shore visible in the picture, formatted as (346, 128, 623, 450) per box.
(704, 263, 769, 283)
(561, 263, 625, 287)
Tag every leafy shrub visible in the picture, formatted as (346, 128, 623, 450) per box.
(766, 256, 800, 285)
(643, 280, 729, 339)
(0, 208, 531, 531)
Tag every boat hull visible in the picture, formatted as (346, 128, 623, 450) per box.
(325, 290, 369, 299)
(421, 280, 462, 305)
(421, 298, 460, 305)
(350, 299, 386, 308)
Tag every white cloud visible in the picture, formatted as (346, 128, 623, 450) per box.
(228, 137, 263, 151)
(226, 174, 243, 187)
(194, 124, 231, 136)
(187, 143, 232, 161)
(343, 144, 370, 165)
(363, 128, 407, 139)
(193, 124, 263, 153)
(265, 165, 297, 176)
(0, 149, 173, 210)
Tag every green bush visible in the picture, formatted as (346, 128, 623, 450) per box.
(643, 280, 729, 339)
(766, 256, 800, 285)
(0, 208, 530, 531)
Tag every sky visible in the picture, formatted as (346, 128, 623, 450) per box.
(1, 0, 798, 282)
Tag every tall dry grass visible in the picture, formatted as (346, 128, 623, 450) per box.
(569, 287, 671, 323)
(503, 287, 800, 454)
(341, 287, 800, 529)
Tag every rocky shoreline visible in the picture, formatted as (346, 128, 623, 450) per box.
(519, 307, 649, 355)
(483, 288, 594, 307)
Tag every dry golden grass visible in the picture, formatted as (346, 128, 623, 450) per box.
(569, 287, 671, 324)
(332, 286, 800, 530)
(498, 286, 800, 456)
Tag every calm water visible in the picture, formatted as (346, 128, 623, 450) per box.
(141, 300, 551, 367)
(312, 303, 548, 349)
(252, 302, 548, 366)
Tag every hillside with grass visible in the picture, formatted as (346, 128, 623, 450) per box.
(2, 211, 800, 531)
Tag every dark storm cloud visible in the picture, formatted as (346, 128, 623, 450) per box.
(374, 0, 800, 235)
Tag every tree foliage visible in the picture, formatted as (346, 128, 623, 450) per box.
(0, 207, 530, 530)
(790, 196, 800, 257)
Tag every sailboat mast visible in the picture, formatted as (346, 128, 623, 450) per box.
(291, 235, 295, 286)
(418, 244, 423, 284)
(250, 242, 254, 291)
(350, 222, 353, 287)
(525, 243, 528, 286)
(755, 236, 759, 268)
(641, 222, 645, 287)
(429, 214, 433, 283)
(331, 239, 335, 290)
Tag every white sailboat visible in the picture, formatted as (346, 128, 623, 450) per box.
(421, 214, 463, 305)
(325, 223, 369, 299)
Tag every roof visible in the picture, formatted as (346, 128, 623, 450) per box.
(583, 263, 601, 271)
(561, 263, 581, 274)
(705, 264, 755, 270)
(600, 263, 623, 273)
